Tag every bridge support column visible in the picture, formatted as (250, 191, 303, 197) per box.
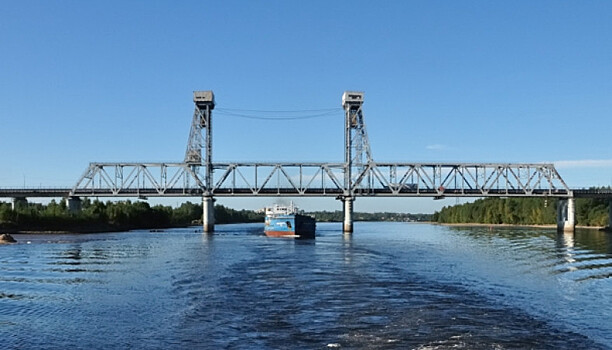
(202, 196, 215, 233)
(342, 197, 354, 234)
(11, 197, 27, 211)
(557, 198, 575, 232)
(65, 197, 82, 213)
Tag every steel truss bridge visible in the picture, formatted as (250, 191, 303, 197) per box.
(1, 90, 610, 232)
(68, 162, 571, 198)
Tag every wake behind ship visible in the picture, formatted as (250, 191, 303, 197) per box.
(264, 202, 316, 239)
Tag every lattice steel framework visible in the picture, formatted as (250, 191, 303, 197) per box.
(185, 91, 214, 164)
(342, 91, 373, 194)
(185, 91, 215, 196)
(350, 162, 571, 197)
(72, 163, 203, 197)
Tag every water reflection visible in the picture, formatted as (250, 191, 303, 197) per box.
(200, 232, 214, 244)
(449, 225, 612, 282)
(342, 232, 354, 264)
(556, 232, 577, 265)
(574, 229, 612, 255)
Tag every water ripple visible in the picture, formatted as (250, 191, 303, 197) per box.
(1, 226, 610, 349)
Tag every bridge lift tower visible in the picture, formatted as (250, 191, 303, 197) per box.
(342, 91, 373, 233)
(186, 91, 215, 232)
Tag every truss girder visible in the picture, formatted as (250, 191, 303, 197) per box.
(71, 163, 204, 197)
(70, 162, 572, 198)
(350, 163, 571, 197)
(210, 163, 345, 196)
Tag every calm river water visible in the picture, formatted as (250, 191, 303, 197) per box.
(1, 222, 612, 349)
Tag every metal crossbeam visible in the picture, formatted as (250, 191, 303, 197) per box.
(68, 162, 572, 198)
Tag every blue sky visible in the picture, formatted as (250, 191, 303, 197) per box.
(1, 1, 611, 213)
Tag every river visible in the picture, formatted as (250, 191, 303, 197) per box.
(1, 222, 611, 349)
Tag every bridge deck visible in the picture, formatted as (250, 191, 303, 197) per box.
(0, 189, 71, 198)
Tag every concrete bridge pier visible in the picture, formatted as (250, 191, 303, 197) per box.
(342, 196, 354, 234)
(65, 197, 82, 213)
(557, 198, 576, 232)
(202, 196, 215, 233)
(11, 197, 27, 210)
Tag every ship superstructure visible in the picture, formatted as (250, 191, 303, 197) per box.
(264, 202, 316, 238)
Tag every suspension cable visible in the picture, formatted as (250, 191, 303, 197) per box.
(215, 107, 343, 120)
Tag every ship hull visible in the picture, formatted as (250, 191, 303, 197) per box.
(265, 214, 316, 239)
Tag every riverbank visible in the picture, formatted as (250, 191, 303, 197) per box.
(437, 222, 606, 230)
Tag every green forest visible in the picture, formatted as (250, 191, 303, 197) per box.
(0, 199, 263, 233)
(433, 197, 610, 227)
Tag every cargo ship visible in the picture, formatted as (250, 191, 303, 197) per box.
(264, 202, 316, 239)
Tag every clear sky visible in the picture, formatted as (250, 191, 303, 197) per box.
(1, 1, 611, 213)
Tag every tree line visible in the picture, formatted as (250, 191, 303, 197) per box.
(3, 196, 607, 232)
(307, 210, 431, 222)
(0, 199, 263, 233)
(433, 196, 610, 227)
